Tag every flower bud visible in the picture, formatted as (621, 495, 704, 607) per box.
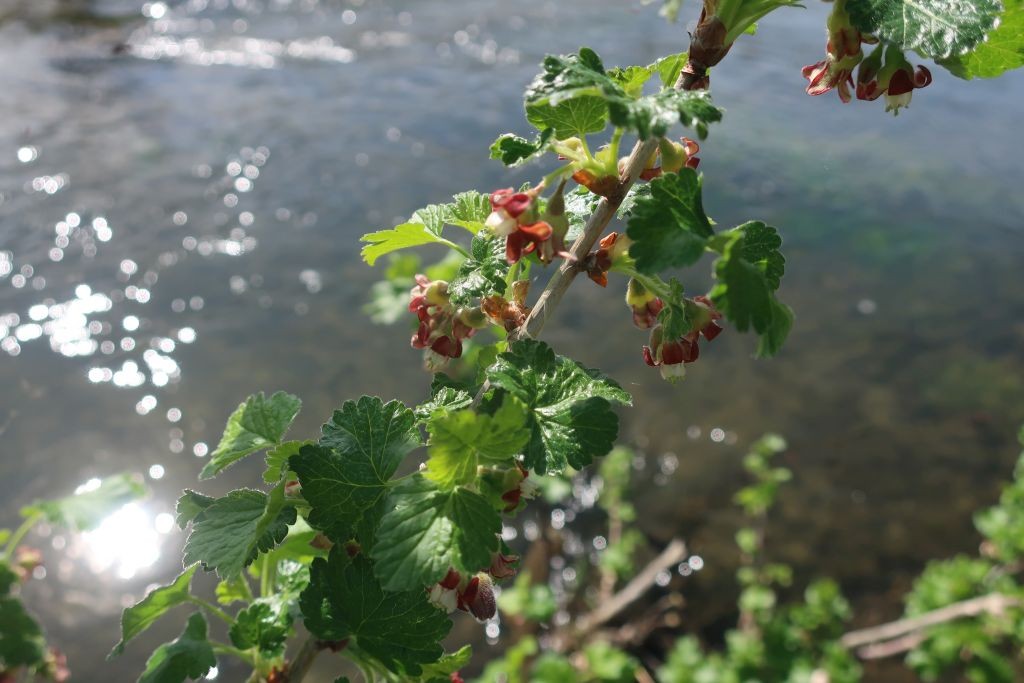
(456, 307, 489, 330)
(423, 280, 450, 307)
(458, 574, 496, 622)
(659, 137, 701, 172)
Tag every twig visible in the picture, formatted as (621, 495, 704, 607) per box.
(573, 539, 688, 637)
(285, 635, 322, 683)
(840, 593, 1021, 657)
(511, 136, 658, 341)
(291, 49, 702, 683)
(512, 66, 695, 342)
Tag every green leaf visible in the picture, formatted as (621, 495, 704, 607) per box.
(22, 473, 146, 532)
(230, 600, 292, 659)
(609, 88, 723, 140)
(445, 192, 492, 233)
(524, 48, 721, 140)
(361, 224, 455, 266)
(424, 398, 531, 489)
(263, 440, 313, 484)
(371, 475, 501, 591)
(214, 575, 251, 605)
(609, 65, 654, 96)
(652, 51, 688, 88)
(0, 597, 47, 669)
(199, 391, 301, 480)
(0, 562, 19, 596)
(732, 221, 785, 290)
(138, 612, 215, 683)
(418, 646, 473, 682)
(485, 340, 631, 473)
(291, 397, 420, 546)
(448, 233, 509, 305)
(625, 169, 713, 274)
(301, 549, 451, 675)
(846, 0, 1002, 59)
(526, 97, 610, 139)
(490, 129, 554, 167)
(939, 0, 1024, 78)
(415, 386, 474, 421)
(709, 232, 793, 358)
(524, 47, 616, 106)
(110, 564, 199, 658)
(658, 278, 691, 341)
(175, 490, 215, 530)
(182, 487, 297, 578)
(361, 193, 491, 265)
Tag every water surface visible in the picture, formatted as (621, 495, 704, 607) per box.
(0, 0, 1022, 679)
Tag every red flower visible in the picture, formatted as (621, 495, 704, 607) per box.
(505, 220, 555, 264)
(457, 574, 496, 622)
(802, 1, 863, 103)
(642, 296, 723, 382)
(856, 46, 931, 114)
(408, 275, 483, 370)
(486, 188, 533, 236)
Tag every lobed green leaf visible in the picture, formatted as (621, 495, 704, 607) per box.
(301, 549, 452, 675)
(485, 340, 631, 473)
(371, 475, 501, 591)
(939, 0, 1024, 78)
(182, 486, 296, 578)
(626, 169, 713, 274)
(291, 397, 420, 547)
(846, 0, 1003, 59)
(138, 612, 215, 683)
(199, 391, 301, 480)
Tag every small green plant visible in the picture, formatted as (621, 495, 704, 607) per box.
(4, 0, 1022, 678)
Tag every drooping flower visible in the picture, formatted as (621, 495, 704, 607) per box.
(457, 574, 496, 622)
(487, 185, 569, 265)
(642, 295, 723, 382)
(408, 275, 485, 370)
(802, 0, 863, 103)
(643, 325, 700, 382)
(486, 188, 533, 236)
(856, 45, 932, 115)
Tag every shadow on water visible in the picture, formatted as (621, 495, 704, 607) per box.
(0, 0, 1021, 679)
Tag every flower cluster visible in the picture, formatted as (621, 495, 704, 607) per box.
(802, 0, 930, 113)
(486, 185, 568, 264)
(427, 564, 512, 622)
(642, 295, 723, 382)
(408, 275, 487, 370)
